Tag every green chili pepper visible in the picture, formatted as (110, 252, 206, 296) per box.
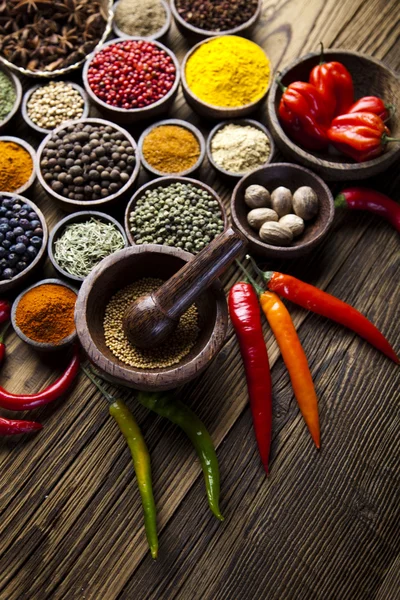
(82, 367, 158, 559)
(137, 391, 224, 522)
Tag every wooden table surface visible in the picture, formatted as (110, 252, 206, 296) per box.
(1, 1, 399, 598)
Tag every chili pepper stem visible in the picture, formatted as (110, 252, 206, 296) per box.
(245, 255, 273, 285)
(0, 321, 10, 344)
(275, 75, 287, 93)
(382, 134, 400, 143)
(235, 260, 264, 294)
(334, 193, 347, 209)
(81, 365, 115, 404)
(318, 41, 325, 65)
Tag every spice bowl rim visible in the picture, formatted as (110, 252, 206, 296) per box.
(0, 65, 22, 131)
(82, 37, 181, 117)
(138, 118, 206, 178)
(180, 34, 272, 119)
(230, 162, 335, 259)
(36, 117, 141, 210)
(112, 0, 172, 41)
(48, 210, 129, 284)
(206, 118, 275, 180)
(0, 136, 37, 195)
(124, 175, 228, 246)
(21, 81, 90, 136)
(170, 0, 262, 40)
(11, 278, 78, 352)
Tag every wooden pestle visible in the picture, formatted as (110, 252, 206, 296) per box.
(123, 227, 247, 348)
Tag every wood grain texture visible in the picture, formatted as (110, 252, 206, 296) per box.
(0, 1, 399, 599)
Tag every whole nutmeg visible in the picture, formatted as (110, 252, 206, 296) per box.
(247, 208, 278, 230)
(244, 184, 271, 209)
(259, 222, 293, 246)
(292, 186, 319, 220)
(271, 186, 293, 217)
(279, 214, 305, 237)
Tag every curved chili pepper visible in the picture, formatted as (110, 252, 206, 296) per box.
(0, 300, 11, 325)
(228, 282, 272, 474)
(335, 187, 400, 233)
(309, 43, 354, 117)
(347, 96, 394, 122)
(0, 345, 80, 410)
(82, 366, 158, 560)
(136, 390, 224, 521)
(247, 256, 399, 364)
(0, 416, 42, 435)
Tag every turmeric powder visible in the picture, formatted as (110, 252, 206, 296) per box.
(0, 141, 33, 192)
(185, 36, 271, 108)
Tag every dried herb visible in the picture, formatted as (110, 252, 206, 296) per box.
(0, 0, 108, 72)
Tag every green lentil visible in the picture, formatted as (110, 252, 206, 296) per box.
(104, 278, 199, 369)
(0, 71, 16, 122)
(129, 182, 224, 253)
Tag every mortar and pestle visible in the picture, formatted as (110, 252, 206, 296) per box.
(75, 227, 247, 391)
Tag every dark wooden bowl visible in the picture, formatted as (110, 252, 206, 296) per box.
(0, 136, 36, 195)
(267, 49, 400, 181)
(21, 82, 90, 136)
(36, 118, 140, 213)
(0, 193, 48, 294)
(0, 66, 22, 133)
(231, 163, 334, 259)
(124, 176, 228, 246)
(138, 118, 206, 178)
(82, 38, 180, 125)
(170, 0, 261, 43)
(181, 36, 271, 120)
(11, 278, 78, 352)
(75, 245, 228, 391)
(207, 119, 275, 182)
(112, 0, 172, 41)
(48, 211, 128, 284)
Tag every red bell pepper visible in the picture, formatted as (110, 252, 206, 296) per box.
(335, 187, 400, 233)
(309, 44, 354, 117)
(347, 96, 394, 122)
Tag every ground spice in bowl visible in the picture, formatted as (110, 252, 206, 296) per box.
(114, 0, 168, 37)
(141, 124, 201, 174)
(104, 277, 199, 368)
(0, 141, 34, 193)
(26, 82, 86, 132)
(175, 0, 258, 32)
(0, 71, 17, 122)
(210, 123, 271, 174)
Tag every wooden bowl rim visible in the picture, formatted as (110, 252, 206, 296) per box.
(12, 278, 78, 351)
(112, 0, 172, 41)
(82, 37, 181, 116)
(36, 117, 140, 209)
(181, 35, 272, 114)
(0, 193, 48, 293)
(231, 162, 335, 256)
(0, 66, 22, 129)
(170, 0, 261, 37)
(206, 118, 275, 179)
(138, 118, 206, 177)
(21, 81, 90, 136)
(75, 244, 228, 387)
(124, 175, 228, 245)
(48, 210, 129, 283)
(267, 48, 400, 172)
(0, 136, 36, 194)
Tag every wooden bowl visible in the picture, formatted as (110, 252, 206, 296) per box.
(181, 36, 271, 120)
(36, 118, 140, 213)
(112, 0, 172, 41)
(11, 278, 78, 352)
(170, 0, 261, 42)
(124, 176, 228, 246)
(138, 118, 205, 178)
(207, 119, 275, 182)
(267, 49, 400, 181)
(82, 38, 180, 125)
(48, 211, 128, 284)
(231, 163, 334, 259)
(0, 193, 48, 294)
(0, 66, 22, 133)
(21, 82, 90, 136)
(0, 137, 36, 195)
(75, 245, 228, 391)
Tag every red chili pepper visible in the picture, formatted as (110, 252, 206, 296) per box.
(335, 187, 400, 233)
(277, 79, 330, 150)
(309, 43, 354, 117)
(347, 96, 394, 122)
(247, 257, 399, 364)
(229, 282, 272, 474)
(0, 300, 11, 325)
(0, 416, 42, 435)
(0, 345, 80, 411)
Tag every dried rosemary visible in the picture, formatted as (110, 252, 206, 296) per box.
(54, 218, 125, 278)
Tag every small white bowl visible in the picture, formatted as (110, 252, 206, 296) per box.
(0, 136, 36, 195)
(112, 0, 171, 41)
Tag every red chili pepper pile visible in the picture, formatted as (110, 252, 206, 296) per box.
(278, 43, 399, 161)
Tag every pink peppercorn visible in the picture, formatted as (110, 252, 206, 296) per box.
(87, 40, 176, 109)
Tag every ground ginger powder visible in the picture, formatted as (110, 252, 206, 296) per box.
(185, 36, 271, 108)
